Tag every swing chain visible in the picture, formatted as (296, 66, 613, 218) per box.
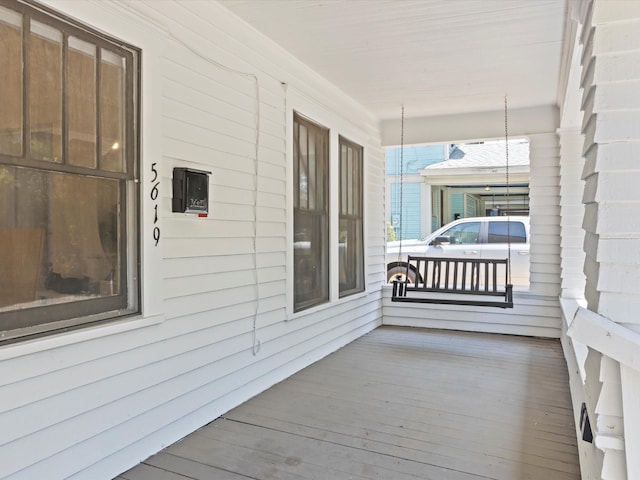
(397, 105, 405, 263)
(504, 96, 512, 285)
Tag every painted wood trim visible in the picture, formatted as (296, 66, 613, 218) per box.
(0, 314, 164, 362)
(568, 307, 640, 372)
(621, 365, 640, 480)
(381, 105, 560, 147)
(560, 298, 601, 480)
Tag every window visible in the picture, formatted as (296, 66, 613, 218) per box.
(487, 221, 526, 244)
(440, 222, 481, 244)
(293, 113, 329, 312)
(339, 136, 364, 297)
(0, 1, 139, 342)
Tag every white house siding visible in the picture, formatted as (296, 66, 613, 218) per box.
(0, 1, 384, 479)
(382, 289, 562, 338)
(561, 0, 640, 478)
(559, 128, 587, 299)
(528, 133, 562, 298)
(581, 1, 640, 322)
(558, 127, 598, 478)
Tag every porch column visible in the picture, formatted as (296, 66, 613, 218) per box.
(579, 1, 640, 478)
(527, 133, 561, 297)
(558, 128, 586, 299)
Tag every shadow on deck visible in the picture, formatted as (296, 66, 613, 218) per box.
(117, 326, 580, 480)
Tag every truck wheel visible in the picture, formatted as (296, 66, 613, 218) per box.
(387, 265, 416, 284)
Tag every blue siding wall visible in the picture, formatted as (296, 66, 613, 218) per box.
(387, 145, 446, 240)
(451, 193, 464, 221)
(386, 145, 445, 175)
(390, 183, 421, 240)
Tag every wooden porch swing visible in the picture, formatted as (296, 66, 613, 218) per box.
(391, 99, 514, 308)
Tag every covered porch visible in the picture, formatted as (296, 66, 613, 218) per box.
(2, 1, 639, 479)
(117, 326, 580, 480)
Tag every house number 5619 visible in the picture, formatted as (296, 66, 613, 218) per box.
(151, 163, 160, 246)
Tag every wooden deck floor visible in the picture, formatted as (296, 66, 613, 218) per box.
(117, 326, 581, 480)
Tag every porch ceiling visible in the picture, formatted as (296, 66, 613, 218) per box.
(217, 0, 569, 123)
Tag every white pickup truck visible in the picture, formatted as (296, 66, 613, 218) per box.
(386, 216, 530, 286)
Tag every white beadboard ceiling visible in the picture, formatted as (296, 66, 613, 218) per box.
(217, 0, 569, 122)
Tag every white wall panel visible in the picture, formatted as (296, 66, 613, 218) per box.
(0, 1, 384, 479)
(383, 289, 562, 338)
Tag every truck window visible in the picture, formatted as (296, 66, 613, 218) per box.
(441, 222, 481, 244)
(487, 221, 527, 243)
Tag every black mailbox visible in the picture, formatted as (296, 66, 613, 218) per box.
(172, 167, 211, 214)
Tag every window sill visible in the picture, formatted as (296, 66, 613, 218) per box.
(286, 289, 370, 321)
(0, 313, 164, 360)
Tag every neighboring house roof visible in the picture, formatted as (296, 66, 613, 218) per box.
(425, 140, 529, 170)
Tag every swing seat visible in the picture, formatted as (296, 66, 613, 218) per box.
(391, 255, 514, 308)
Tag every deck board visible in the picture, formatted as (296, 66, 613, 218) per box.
(118, 326, 581, 480)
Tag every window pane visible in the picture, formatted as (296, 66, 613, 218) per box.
(442, 222, 481, 244)
(0, 165, 122, 311)
(339, 138, 364, 297)
(293, 114, 329, 311)
(293, 123, 299, 208)
(30, 21, 63, 162)
(488, 221, 527, 243)
(100, 49, 125, 172)
(340, 145, 347, 215)
(355, 148, 362, 215)
(347, 147, 353, 215)
(294, 210, 328, 310)
(308, 131, 316, 210)
(316, 132, 325, 210)
(0, 6, 23, 156)
(339, 217, 364, 296)
(68, 36, 97, 168)
(298, 124, 308, 210)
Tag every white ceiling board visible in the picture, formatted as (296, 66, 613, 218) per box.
(217, 0, 569, 122)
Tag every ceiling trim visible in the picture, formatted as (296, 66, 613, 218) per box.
(381, 105, 559, 147)
(422, 170, 530, 187)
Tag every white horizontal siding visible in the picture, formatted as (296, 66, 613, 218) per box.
(528, 133, 563, 297)
(5, 301, 382, 480)
(382, 288, 562, 338)
(570, 1, 640, 478)
(580, 0, 640, 321)
(0, 1, 384, 480)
